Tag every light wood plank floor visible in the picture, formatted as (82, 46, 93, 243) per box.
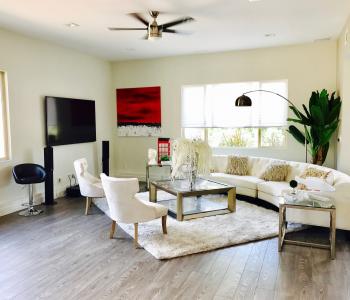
(1, 197, 350, 300)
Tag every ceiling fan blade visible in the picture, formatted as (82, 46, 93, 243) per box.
(108, 27, 147, 31)
(163, 29, 192, 35)
(162, 29, 177, 33)
(129, 13, 149, 26)
(161, 17, 194, 29)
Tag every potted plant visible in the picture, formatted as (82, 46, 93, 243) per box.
(160, 155, 171, 165)
(288, 89, 341, 165)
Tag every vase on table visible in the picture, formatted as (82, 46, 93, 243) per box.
(188, 153, 198, 190)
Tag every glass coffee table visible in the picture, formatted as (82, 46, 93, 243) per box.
(278, 194, 336, 259)
(149, 178, 236, 221)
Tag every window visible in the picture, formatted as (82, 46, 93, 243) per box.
(0, 71, 10, 160)
(182, 80, 288, 148)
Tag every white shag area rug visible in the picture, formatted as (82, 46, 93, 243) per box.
(93, 191, 285, 260)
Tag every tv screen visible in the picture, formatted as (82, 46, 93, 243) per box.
(45, 96, 96, 146)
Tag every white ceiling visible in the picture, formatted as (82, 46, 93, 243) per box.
(0, 0, 349, 61)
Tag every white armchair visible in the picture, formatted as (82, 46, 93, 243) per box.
(100, 173, 168, 248)
(73, 158, 105, 215)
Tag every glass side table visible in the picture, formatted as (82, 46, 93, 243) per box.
(278, 194, 336, 259)
(145, 163, 172, 190)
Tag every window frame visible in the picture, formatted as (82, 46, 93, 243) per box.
(181, 79, 288, 149)
(182, 127, 287, 149)
(0, 70, 11, 161)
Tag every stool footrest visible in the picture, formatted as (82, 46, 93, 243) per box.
(19, 206, 43, 217)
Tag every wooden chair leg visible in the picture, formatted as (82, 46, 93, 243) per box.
(110, 220, 117, 239)
(85, 197, 92, 215)
(162, 215, 167, 234)
(134, 223, 138, 248)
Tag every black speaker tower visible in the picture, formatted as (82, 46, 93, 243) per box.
(102, 140, 109, 175)
(44, 146, 56, 205)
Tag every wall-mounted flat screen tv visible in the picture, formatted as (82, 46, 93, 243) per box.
(45, 96, 96, 146)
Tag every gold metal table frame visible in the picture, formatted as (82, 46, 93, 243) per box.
(146, 164, 172, 190)
(149, 179, 236, 221)
(278, 202, 336, 259)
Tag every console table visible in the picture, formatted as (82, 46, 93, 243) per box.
(145, 163, 172, 190)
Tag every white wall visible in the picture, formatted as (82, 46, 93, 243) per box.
(112, 41, 338, 179)
(337, 16, 350, 173)
(0, 28, 114, 216)
(0, 27, 342, 216)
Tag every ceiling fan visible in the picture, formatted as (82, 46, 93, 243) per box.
(108, 11, 195, 40)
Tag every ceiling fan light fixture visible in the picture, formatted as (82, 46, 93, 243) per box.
(148, 33, 162, 40)
(148, 22, 162, 40)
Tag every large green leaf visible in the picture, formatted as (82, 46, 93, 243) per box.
(309, 91, 319, 113)
(302, 104, 311, 119)
(310, 126, 320, 146)
(327, 102, 341, 124)
(287, 118, 307, 125)
(304, 126, 312, 144)
(289, 106, 312, 125)
(318, 121, 339, 146)
(318, 89, 329, 117)
(329, 91, 336, 108)
(310, 105, 324, 125)
(287, 125, 307, 145)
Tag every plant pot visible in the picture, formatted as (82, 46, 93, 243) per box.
(312, 144, 329, 166)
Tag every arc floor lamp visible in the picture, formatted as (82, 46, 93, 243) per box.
(235, 89, 308, 163)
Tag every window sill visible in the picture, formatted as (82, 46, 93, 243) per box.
(212, 146, 286, 150)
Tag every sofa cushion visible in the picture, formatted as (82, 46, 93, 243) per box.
(260, 162, 290, 182)
(299, 166, 334, 186)
(210, 173, 264, 190)
(226, 156, 249, 176)
(257, 181, 290, 197)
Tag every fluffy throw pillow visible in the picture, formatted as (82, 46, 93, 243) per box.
(300, 167, 330, 180)
(226, 156, 249, 176)
(260, 162, 290, 181)
(298, 167, 333, 189)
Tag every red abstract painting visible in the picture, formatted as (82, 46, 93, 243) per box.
(116, 86, 161, 136)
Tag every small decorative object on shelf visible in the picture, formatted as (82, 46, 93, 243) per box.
(148, 148, 157, 165)
(160, 154, 171, 165)
(158, 138, 171, 164)
(289, 179, 298, 194)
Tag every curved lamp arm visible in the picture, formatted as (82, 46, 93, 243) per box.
(237, 89, 308, 163)
(242, 89, 297, 109)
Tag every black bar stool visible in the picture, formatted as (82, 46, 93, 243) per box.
(12, 164, 47, 216)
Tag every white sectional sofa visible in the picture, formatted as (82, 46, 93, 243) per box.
(207, 155, 350, 230)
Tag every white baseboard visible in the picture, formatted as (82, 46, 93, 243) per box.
(0, 190, 65, 217)
(0, 193, 44, 217)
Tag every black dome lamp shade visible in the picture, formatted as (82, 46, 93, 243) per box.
(235, 94, 252, 107)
